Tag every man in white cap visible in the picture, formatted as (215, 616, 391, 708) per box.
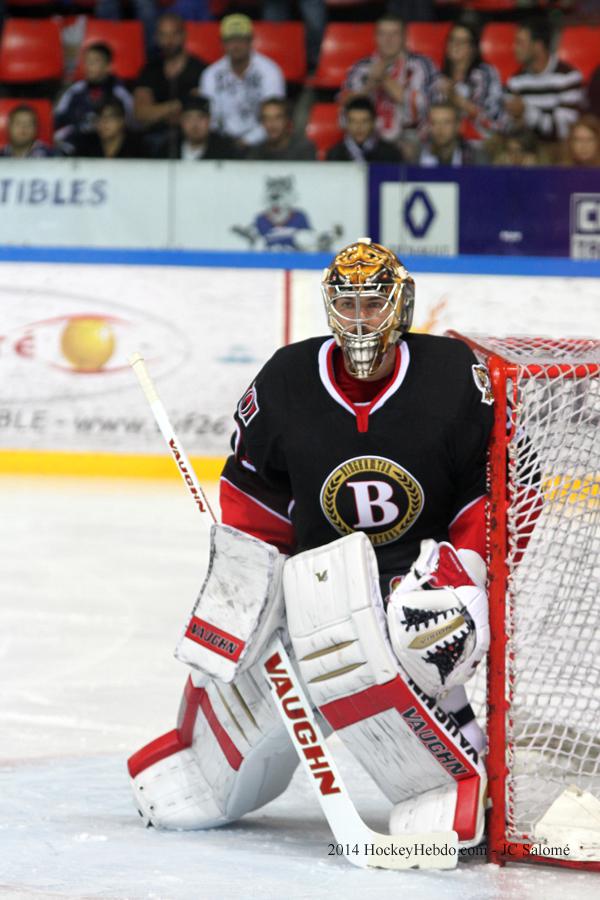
(200, 13, 285, 148)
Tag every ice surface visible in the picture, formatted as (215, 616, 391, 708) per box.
(1, 477, 598, 899)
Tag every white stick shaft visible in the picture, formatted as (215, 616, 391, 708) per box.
(128, 353, 216, 526)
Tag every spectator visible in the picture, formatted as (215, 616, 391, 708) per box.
(504, 20, 584, 143)
(418, 101, 476, 166)
(247, 98, 317, 160)
(487, 129, 540, 166)
(134, 12, 206, 158)
(0, 105, 57, 158)
(54, 43, 133, 151)
(200, 14, 285, 148)
(326, 97, 403, 162)
(95, 0, 158, 56)
(160, 95, 241, 160)
(560, 114, 600, 167)
(261, 0, 326, 75)
(341, 13, 437, 155)
(71, 98, 145, 158)
(434, 23, 503, 141)
(588, 66, 600, 119)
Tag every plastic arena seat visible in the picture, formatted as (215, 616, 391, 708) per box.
(73, 19, 145, 81)
(465, 0, 520, 10)
(406, 22, 452, 69)
(558, 26, 600, 83)
(306, 102, 343, 160)
(254, 22, 306, 83)
(310, 23, 376, 89)
(185, 21, 222, 65)
(0, 97, 53, 144)
(0, 19, 63, 83)
(481, 22, 519, 84)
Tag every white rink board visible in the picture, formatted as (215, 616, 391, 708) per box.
(0, 260, 598, 454)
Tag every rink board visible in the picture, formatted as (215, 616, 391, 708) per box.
(0, 251, 598, 475)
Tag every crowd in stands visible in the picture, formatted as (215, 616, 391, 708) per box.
(0, 2, 599, 168)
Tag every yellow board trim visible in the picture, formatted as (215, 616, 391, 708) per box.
(0, 450, 226, 480)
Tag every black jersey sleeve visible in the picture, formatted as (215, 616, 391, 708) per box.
(220, 354, 296, 554)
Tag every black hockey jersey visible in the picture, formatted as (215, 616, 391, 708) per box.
(221, 333, 494, 592)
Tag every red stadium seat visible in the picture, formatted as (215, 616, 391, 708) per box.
(481, 22, 519, 84)
(558, 26, 600, 83)
(406, 22, 452, 69)
(73, 20, 145, 81)
(0, 19, 63, 83)
(466, 0, 520, 9)
(0, 98, 53, 145)
(310, 23, 376, 90)
(254, 22, 306, 83)
(306, 102, 343, 160)
(185, 21, 221, 65)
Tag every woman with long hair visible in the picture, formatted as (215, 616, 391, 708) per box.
(434, 22, 503, 141)
(560, 114, 600, 167)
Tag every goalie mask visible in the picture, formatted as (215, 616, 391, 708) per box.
(321, 238, 415, 379)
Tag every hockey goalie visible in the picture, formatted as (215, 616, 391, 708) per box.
(128, 239, 493, 855)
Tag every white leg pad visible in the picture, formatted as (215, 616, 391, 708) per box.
(283, 532, 486, 847)
(128, 662, 298, 829)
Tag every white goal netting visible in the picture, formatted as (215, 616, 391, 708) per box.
(466, 336, 600, 844)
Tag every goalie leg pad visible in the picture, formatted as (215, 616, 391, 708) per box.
(128, 662, 298, 829)
(175, 524, 285, 682)
(283, 531, 486, 846)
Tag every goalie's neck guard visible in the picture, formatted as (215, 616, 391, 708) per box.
(321, 238, 415, 379)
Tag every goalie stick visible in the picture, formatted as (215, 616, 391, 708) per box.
(129, 352, 459, 871)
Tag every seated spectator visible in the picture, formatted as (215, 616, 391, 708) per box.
(200, 14, 285, 149)
(326, 97, 403, 162)
(0, 105, 57, 158)
(134, 12, 206, 158)
(247, 98, 316, 161)
(71, 98, 145, 158)
(341, 13, 437, 155)
(418, 102, 476, 166)
(434, 23, 503, 141)
(487, 129, 540, 166)
(503, 20, 584, 144)
(560, 114, 600, 167)
(54, 43, 133, 151)
(159, 95, 241, 160)
(587, 66, 600, 119)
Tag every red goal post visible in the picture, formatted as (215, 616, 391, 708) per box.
(448, 333, 600, 870)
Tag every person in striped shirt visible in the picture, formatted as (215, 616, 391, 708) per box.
(503, 19, 584, 145)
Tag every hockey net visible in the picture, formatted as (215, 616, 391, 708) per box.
(449, 334, 600, 869)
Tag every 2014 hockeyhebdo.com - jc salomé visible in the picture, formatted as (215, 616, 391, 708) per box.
(326, 842, 571, 859)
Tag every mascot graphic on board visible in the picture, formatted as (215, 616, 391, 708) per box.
(231, 176, 343, 252)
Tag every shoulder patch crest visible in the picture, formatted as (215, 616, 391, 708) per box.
(472, 364, 494, 406)
(237, 383, 260, 426)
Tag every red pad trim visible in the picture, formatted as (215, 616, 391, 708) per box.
(319, 675, 480, 842)
(127, 729, 184, 778)
(184, 616, 246, 662)
(127, 676, 243, 778)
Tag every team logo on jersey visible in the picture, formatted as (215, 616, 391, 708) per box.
(237, 383, 260, 426)
(472, 364, 494, 406)
(320, 455, 424, 546)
